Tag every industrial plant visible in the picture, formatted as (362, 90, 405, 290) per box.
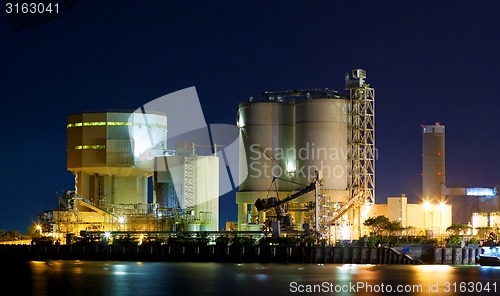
(38, 110, 220, 244)
(34, 69, 375, 245)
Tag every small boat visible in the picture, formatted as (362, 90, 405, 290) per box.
(477, 255, 500, 266)
(477, 246, 500, 266)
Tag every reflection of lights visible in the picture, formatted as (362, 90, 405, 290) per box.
(417, 265, 452, 272)
(337, 264, 358, 272)
(113, 264, 128, 276)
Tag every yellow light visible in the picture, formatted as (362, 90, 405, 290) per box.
(424, 201, 431, 210)
(341, 225, 351, 239)
(67, 121, 166, 129)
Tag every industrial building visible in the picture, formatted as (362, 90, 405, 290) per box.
(369, 194, 452, 237)
(38, 110, 220, 241)
(36, 69, 375, 244)
(443, 185, 499, 225)
(422, 124, 445, 202)
(154, 141, 219, 231)
(472, 211, 500, 238)
(421, 123, 499, 225)
(236, 69, 375, 241)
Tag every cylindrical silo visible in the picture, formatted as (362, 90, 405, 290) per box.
(295, 98, 349, 203)
(236, 100, 295, 229)
(67, 110, 168, 205)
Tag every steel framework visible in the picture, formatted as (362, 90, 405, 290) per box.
(346, 69, 375, 235)
(346, 69, 376, 224)
(184, 156, 197, 210)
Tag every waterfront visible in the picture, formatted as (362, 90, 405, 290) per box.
(3, 261, 500, 296)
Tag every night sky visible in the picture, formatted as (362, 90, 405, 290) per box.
(1, 1, 499, 232)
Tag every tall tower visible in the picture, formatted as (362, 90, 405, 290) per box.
(422, 123, 445, 201)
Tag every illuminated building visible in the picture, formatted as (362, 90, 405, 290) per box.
(422, 122, 499, 225)
(154, 142, 219, 231)
(236, 69, 375, 240)
(38, 110, 220, 240)
(443, 185, 499, 224)
(67, 110, 167, 205)
(369, 194, 452, 236)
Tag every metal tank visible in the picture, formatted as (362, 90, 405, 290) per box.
(237, 100, 296, 191)
(236, 100, 295, 229)
(295, 98, 349, 202)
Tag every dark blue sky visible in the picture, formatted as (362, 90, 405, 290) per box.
(1, 1, 499, 232)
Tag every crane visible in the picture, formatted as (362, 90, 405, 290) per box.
(254, 170, 367, 243)
(254, 170, 323, 240)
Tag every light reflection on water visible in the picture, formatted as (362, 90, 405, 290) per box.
(8, 261, 500, 296)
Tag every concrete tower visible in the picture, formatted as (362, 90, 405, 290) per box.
(422, 123, 445, 201)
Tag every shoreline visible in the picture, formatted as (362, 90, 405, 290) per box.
(0, 244, 482, 265)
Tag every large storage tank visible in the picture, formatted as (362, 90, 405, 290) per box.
(67, 110, 167, 205)
(295, 98, 349, 202)
(237, 100, 295, 190)
(236, 100, 295, 229)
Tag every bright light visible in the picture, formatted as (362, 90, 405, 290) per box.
(138, 234, 145, 246)
(35, 224, 42, 234)
(424, 201, 431, 210)
(104, 231, 112, 239)
(118, 216, 126, 224)
(341, 225, 351, 240)
(439, 202, 446, 212)
(361, 203, 372, 220)
(466, 187, 495, 196)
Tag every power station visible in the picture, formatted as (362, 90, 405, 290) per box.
(36, 69, 376, 245)
(25, 68, 500, 248)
